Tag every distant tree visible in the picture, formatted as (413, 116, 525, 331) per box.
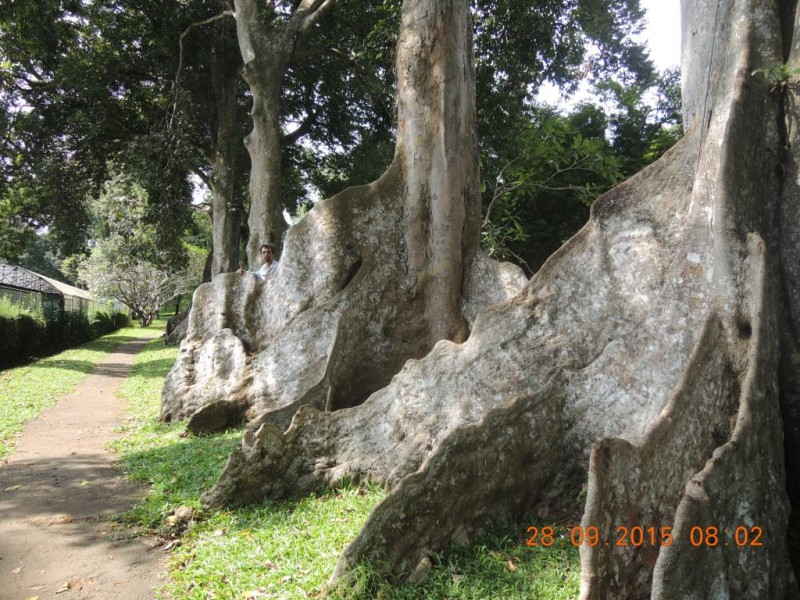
(77, 173, 196, 326)
(13, 233, 66, 282)
(79, 241, 193, 327)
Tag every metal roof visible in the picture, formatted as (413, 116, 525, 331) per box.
(0, 263, 91, 300)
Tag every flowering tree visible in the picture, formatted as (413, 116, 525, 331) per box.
(79, 238, 194, 327)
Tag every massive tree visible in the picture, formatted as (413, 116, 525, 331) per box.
(163, 0, 800, 595)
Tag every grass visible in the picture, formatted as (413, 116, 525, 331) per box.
(0, 323, 163, 459)
(112, 335, 581, 599)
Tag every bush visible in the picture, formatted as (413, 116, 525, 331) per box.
(0, 306, 132, 369)
(16, 314, 46, 359)
(114, 311, 131, 329)
(0, 315, 20, 367)
(91, 311, 116, 337)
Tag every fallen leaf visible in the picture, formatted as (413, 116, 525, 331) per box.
(213, 529, 225, 537)
(507, 559, 517, 573)
(279, 575, 294, 584)
(5, 485, 23, 492)
(264, 560, 277, 570)
(451, 572, 463, 583)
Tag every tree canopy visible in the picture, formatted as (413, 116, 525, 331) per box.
(1, 0, 676, 278)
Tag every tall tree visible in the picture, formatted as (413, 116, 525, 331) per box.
(163, 0, 800, 594)
(168, 5, 250, 277)
(227, 0, 333, 267)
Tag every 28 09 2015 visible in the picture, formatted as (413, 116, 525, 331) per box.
(525, 525, 764, 548)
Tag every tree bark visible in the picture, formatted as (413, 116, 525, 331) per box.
(209, 24, 245, 278)
(232, 0, 334, 268)
(161, 0, 525, 432)
(164, 0, 800, 594)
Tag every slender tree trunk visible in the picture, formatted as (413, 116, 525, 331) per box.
(210, 25, 245, 278)
(242, 54, 286, 266)
(394, 0, 479, 344)
(231, 0, 334, 268)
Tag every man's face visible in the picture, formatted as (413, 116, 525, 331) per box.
(261, 246, 274, 263)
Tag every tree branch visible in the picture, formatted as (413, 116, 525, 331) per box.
(169, 10, 236, 131)
(283, 86, 319, 144)
(294, 0, 336, 34)
(292, 45, 393, 126)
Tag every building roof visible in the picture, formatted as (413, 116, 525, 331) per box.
(0, 263, 91, 300)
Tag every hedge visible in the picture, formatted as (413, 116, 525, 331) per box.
(0, 310, 130, 369)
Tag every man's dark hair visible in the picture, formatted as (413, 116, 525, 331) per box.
(260, 243, 275, 252)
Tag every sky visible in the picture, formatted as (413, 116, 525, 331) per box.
(639, 0, 681, 71)
(537, 0, 681, 106)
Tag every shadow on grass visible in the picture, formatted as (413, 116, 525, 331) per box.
(117, 426, 580, 600)
(116, 428, 241, 525)
(125, 357, 178, 378)
(23, 358, 98, 373)
(116, 424, 380, 531)
(2, 335, 155, 374)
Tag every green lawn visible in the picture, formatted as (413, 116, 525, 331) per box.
(0, 324, 163, 459)
(112, 337, 581, 599)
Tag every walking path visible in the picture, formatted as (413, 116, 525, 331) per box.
(0, 337, 166, 599)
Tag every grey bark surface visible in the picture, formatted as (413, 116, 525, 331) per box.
(232, 0, 334, 267)
(164, 0, 800, 594)
(209, 33, 244, 278)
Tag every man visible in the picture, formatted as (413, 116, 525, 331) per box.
(237, 243, 279, 283)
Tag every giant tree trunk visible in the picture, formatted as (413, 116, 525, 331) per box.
(165, 0, 800, 594)
(161, 0, 524, 431)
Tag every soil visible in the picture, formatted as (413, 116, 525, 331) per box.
(0, 337, 167, 600)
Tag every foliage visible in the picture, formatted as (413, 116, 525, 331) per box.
(751, 62, 800, 92)
(0, 294, 131, 369)
(77, 173, 197, 326)
(595, 69, 682, 173)
(0, 0, 208, 260)
(111, 338, 581, 598)
(481, 67, 683, 274)
(0, 325, 153, 459)
(481, 106, 623, 270)
(11, 232, 67, 282)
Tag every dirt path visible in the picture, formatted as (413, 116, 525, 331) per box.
(0, 337, 167, 600)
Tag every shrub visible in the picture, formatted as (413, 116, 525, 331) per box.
(0, 304, 131, 369)
(91, 311, 116, 337)
(114, 311, 131, 329)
